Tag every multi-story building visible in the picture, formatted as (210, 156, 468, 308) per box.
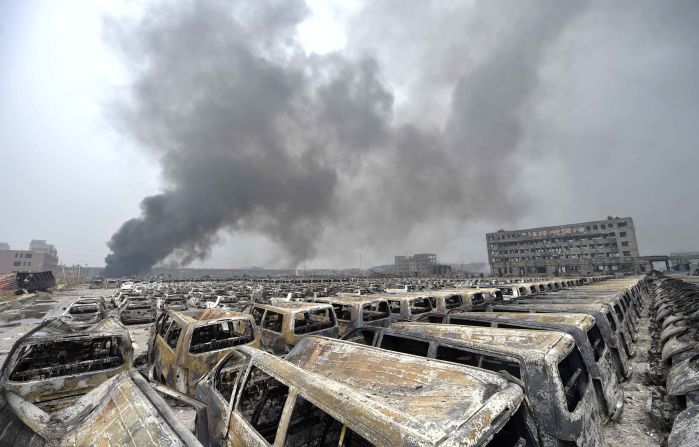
(394, 253, 449, 276)
(486, 217, 641, 276)
(0, 240, 59, 274)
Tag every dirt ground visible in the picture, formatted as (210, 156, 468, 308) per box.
(600, 297, 665, 447)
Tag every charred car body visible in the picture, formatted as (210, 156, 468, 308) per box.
(310, 296, 391, 336)
(195, 337, 535, 447)
(149, 309, 260, 396)
(0, 317, 133, 413)
(342, 322, 602, 446)
(491, 302, 634, 381)
(440, 311, 624, 421)
(59, 296, 109, 329)
(248, 302, 338, 355)
(119, 296, 157, 324)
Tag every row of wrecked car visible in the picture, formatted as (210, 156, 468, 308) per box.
(647, 276, 699, 447)
(1, 274, 685, 446)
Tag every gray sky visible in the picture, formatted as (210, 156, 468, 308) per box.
(1, 0, 697, 270)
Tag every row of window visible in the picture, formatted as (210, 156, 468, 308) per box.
(13, 252, 32, 258)
(489, 221, 630, 241)
(489, 231, 630, 248)
(12, 261, 31, 267)
(492, 251, 634, 263)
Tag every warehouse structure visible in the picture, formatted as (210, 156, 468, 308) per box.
(486, 217, 642, 276)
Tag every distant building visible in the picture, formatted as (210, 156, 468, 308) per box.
(394, 253, 451, 276)
(0, 240, 59, 274)
(486, 217, 641, 276)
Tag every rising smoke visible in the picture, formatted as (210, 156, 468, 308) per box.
(104, 0, 587, 276)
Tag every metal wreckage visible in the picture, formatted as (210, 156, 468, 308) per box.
(0, 275, 697, 446)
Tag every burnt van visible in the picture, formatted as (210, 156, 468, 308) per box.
(342, 323, 602, 447)
(195, 337, 536, 447)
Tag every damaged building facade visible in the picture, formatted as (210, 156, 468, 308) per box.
(394, 253, 451, 276)
(487, 217, 641, 277)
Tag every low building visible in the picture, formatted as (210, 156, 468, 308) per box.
(394, 253, 451, 276)
(0, 241, 59, 274)
(486, 217, 642, 276)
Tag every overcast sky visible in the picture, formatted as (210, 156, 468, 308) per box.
(1, 0, 697, 270)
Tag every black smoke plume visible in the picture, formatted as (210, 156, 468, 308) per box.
(104, 0, 586, 276)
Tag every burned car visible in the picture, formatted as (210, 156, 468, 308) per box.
(248, 302, 338, 354)
(149, 309, 259, 396)
(491, 302, 634, 381)
(342, 322, 602, 447)
(441, 311, 624, 421)
(311, 296, 391, 336)
(0, 317, 133, 413)
(119, 296, 157, 325)
(0, 368, 204, 446)
(59, 296, 109, 329)
(379, 294, 436, 322)
(158, 293, 189, 311)
(195, 337, 535, 447)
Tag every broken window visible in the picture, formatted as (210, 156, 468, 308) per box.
(284, 397, 374, 447)
(293, 309, 335, 334)
(379, 334, 429, 357)
(9, 336, 125, 382)
(158, 314, 171, 337)
(238, 367, 289, 444)
(214, 351, 247, 402)
(284, 396, 343, 446)
(166, 321, 183, 349)
(449, 317, 492, 327)
(361, 301, 389, 321)
(444, 295, 463, 309)
(343, 329, 377, 346)
(436, 345, 480, 368)
(262, 311, 283, 333)
(190, 319, 255, 353)
(484, 404, 536, 447)
(388, 300, 401, 314)
(469, 293, 484, 306)
(332, 304, 353, 322)
(558, 347, 588, 412)
(586, 325, 605, 362)
(68, 305, 98, 315)
(480, 356, 522, 380)
(409, 298, 432, 315)
(251, 307, 264, 326)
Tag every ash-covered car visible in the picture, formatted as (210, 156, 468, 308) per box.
(248, 302, 339, 354)
(59, 296, 109, 329)
(0, 317, 133, 413)
(158, 293, 189, 311)
(119, 296, 157, 324)
(342, 322, 602, 447)
(195, 337, 535, 447)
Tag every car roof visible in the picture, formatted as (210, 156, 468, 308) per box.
(259, 336, 522, 446)
(315, 296, 388, 305)
(166, 309, 252, 325)
(253, 302, 332, 313)
(450, 311, 593, 329)
(388, 322, 572, 360)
